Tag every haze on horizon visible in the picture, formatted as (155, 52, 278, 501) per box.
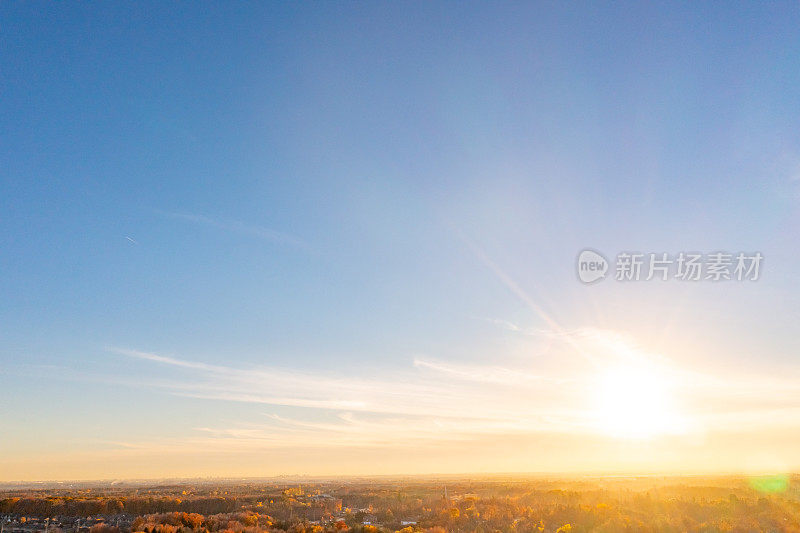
(2, 2, 800, 482)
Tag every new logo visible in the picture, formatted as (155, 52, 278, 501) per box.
(577, 249, 608, 284)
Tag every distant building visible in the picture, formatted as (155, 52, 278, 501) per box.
(309, 494, 342, 513)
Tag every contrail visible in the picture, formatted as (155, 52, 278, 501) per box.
(452, 225, 599, 367)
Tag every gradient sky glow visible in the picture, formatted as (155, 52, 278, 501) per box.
(2, 2, 800, 481)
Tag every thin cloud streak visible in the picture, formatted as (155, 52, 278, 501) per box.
(162, 211, 310, 251)
(452, 228, 600, 367)
(412, 357, 561, 385)
(107, 346, 586, 425)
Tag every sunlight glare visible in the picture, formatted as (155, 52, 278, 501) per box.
(593, 364, 686, 439)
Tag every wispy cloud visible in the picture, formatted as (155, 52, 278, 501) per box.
(483, 318, 525, 332)
(100, 332, 800, 461)
(109, 347, 571, 421)
(162, 211, 310, 250)
(412, 357, 558, 385)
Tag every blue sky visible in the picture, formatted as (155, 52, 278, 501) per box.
(2, 2, 800, 480)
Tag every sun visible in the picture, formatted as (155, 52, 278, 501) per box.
(592, 364, 686, 439)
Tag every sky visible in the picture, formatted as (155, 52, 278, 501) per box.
(2, 2, 800, 481)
